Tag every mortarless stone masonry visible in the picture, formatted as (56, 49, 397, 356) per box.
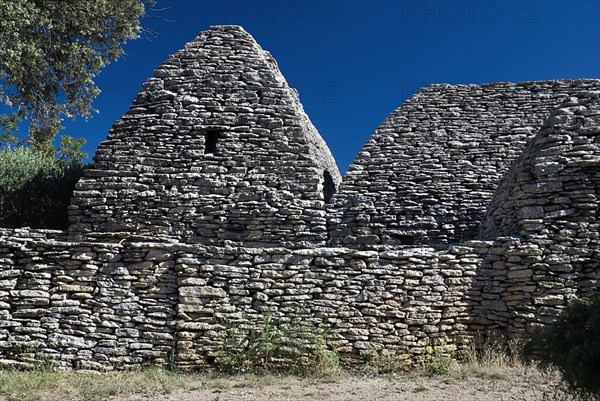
(0, 25, 598, 370)
(68, 25, 341, 249)
(327, 80, 600, 248)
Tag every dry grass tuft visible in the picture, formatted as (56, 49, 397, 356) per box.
(451, 341, 527, 381)
(0, 367, 210, 401)
(0, 342, 572, 401)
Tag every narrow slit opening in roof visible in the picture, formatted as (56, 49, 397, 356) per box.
(205, 130, 221, 154)
(323, 170, 335, 204)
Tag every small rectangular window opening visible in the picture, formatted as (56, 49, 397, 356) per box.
(390, 232, 416, 245)
(397, 235, 415, 245)
(205, 130, 220, 154)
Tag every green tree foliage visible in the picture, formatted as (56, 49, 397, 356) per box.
(0, 0, 154, 156)
(0, 148, 83, 229)
(0, 112, 22, 147)
(524, 295, 600, 400)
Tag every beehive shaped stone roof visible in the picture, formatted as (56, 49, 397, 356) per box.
(481, 91, 600, 257)
(328, 80, 600, 248)
(68, 25, 341, 247)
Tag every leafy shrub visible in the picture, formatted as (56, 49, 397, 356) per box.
(422, 341, 455, 376)
(215, 312, 339, 376)
(524, 294, 600, 400)
(0, 148, 84, 229)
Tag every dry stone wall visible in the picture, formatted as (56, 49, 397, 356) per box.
(0, 228, 598, 370)
(328, 80, 600, 249)
(482, 91, 600, 251)
(470, 237, 599, 339)
(0, 230, 178, 370)
(68, 26, 340, 249)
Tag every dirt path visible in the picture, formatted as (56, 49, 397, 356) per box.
(115, 374, 553, 401)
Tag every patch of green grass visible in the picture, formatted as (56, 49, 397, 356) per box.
(0, 366, 210, 401)
(0, 339, 559, 401)
(0, 365, 66, 401)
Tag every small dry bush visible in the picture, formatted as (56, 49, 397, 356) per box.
(452, 340, 526, 381)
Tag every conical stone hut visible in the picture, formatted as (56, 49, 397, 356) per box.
(68, 25, 340, 248)
(328, 80, 600, 249)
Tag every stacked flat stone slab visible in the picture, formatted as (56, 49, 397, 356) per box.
(68, 25, 340, 248)
(2, 227, 597, 369)
(0, 231, 179, 370)
(328, 80, 600, 249)
(0, 229, 498, 369)
(481, 91, 600, 272)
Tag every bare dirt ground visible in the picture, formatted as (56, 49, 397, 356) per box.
(114, 371, 555, 401)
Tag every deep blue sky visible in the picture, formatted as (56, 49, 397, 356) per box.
(61, 0, 599, 173)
